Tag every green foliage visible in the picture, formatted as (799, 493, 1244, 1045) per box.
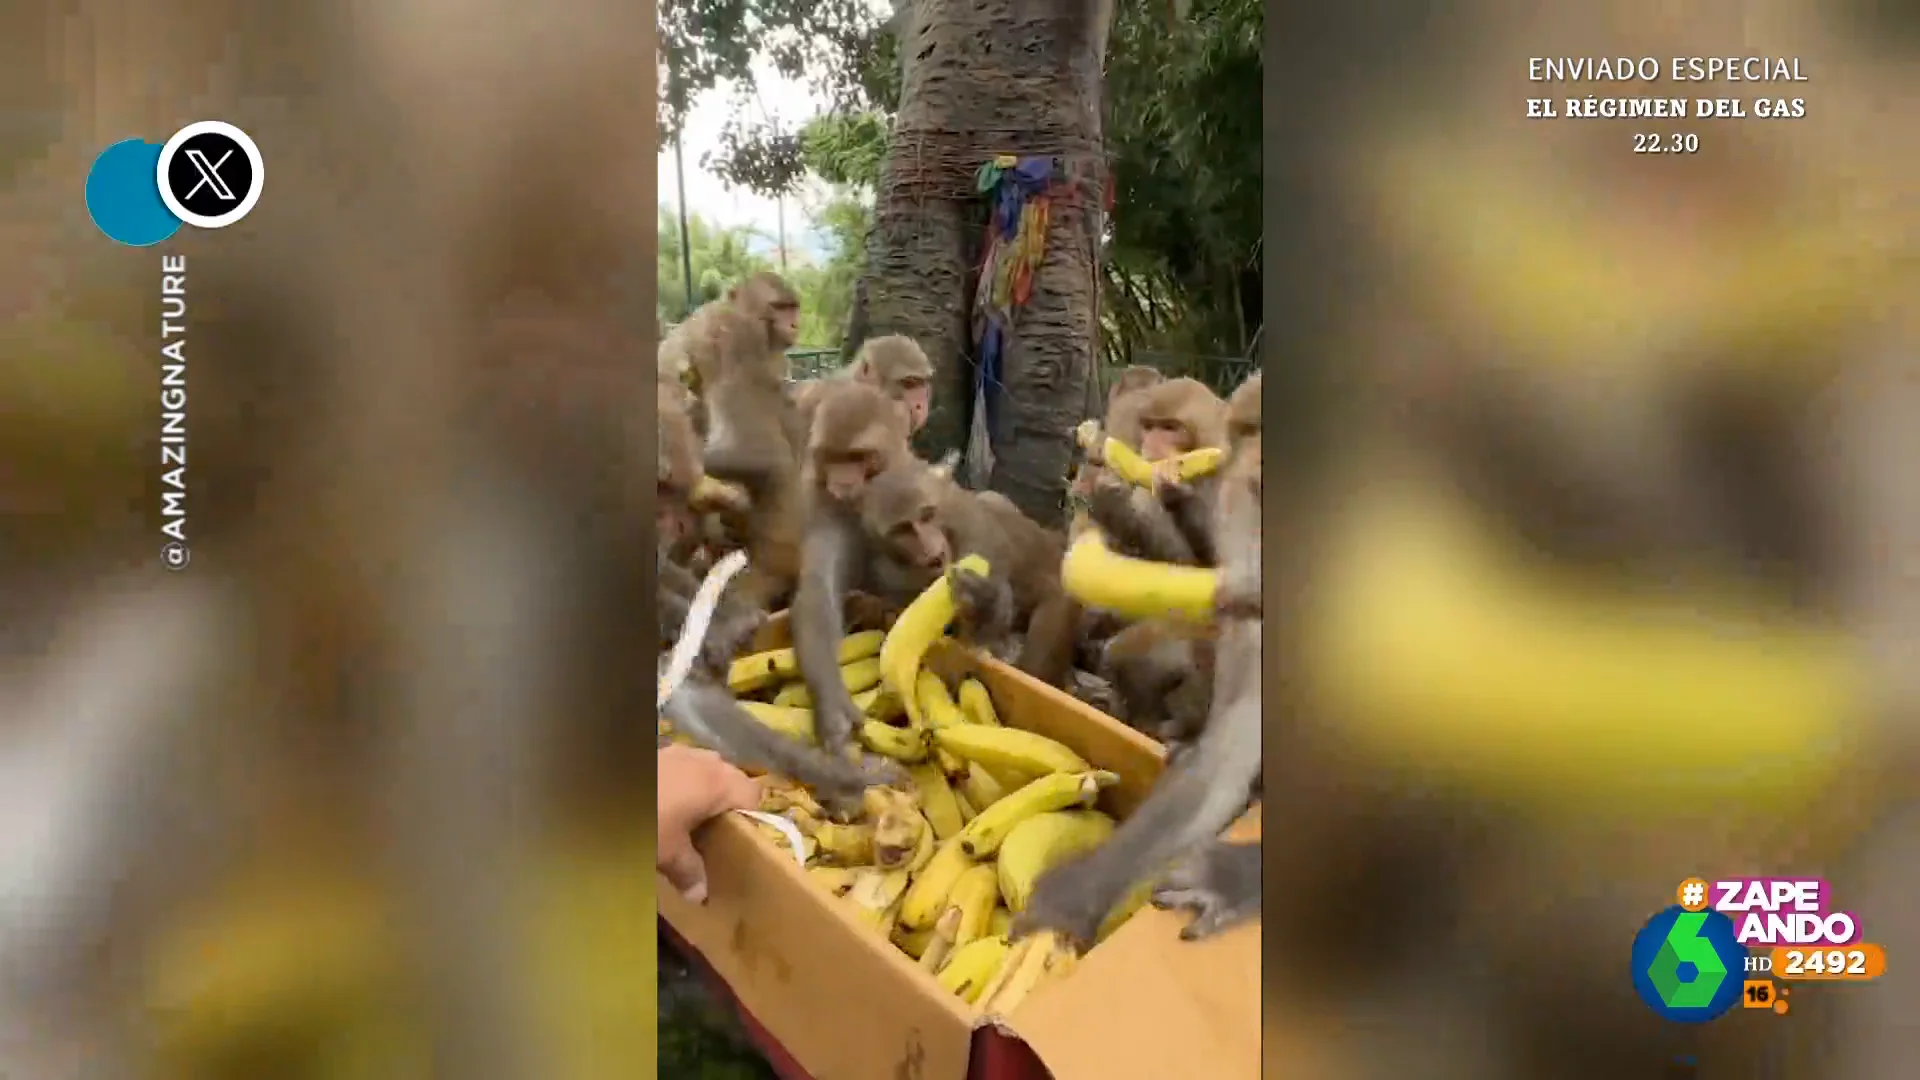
(657, 0, 895, 142)
(656, 195, 871, 350)
(797, 112, 892, 191)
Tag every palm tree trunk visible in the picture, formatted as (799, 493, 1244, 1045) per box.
(853, 0, 1112, 523)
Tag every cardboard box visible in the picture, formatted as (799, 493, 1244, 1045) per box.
(659, 617, 1262, 1080)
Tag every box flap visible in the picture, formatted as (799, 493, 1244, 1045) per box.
(660, 812, 978, 1080)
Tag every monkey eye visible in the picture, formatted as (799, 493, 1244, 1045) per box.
(917, 506, 936, 523)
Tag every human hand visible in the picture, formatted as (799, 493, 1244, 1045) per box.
(657, 745, 760, 904)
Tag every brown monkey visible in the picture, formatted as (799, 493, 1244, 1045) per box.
(1085, 377, 1232, 565)
(728, 270, 802, 352)
(658, 270, 798, 401)
(787, 381, 920, 756)
(1099, 618, 1217, 747)
(849, 335, 935, 433)
(857, 460, 1082, 687)
(1015, 371, 1264, 947)
(1069, 364, 1165, 500)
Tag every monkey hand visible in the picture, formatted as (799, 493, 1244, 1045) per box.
(699, 606, 767, 674)
(1151, 840, 1262, 941)
(1213, 567, 1261, 621)
(1009, 854, 1118, 951)
(843, 591, 899, 632)
(947, 564, 1015, 643)
(1150, 457, 1185, 490)
(1156, 477, 1196, 508)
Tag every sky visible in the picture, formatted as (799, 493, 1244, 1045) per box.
(658, 56, 840, 265)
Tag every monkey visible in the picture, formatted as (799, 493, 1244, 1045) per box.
(728, 271, 803, 353)
(1068, 364, 1165, 503)
(1013, 371, 1264, 949)
(848, 335, 936, 434)
(1083, 376, 1232, 566)
(787, 380, 923, 757)
(856, 460, 1083, 687)
(659, 270, 800, 393)
(1098, 618, 1216, 747)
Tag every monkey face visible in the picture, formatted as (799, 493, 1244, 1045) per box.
(885, 505, 950, 570)
(1139, 417, 1192, 461)
(894, 378, 931, 432)
(819, 452, 879, 503)
(768, 301, 799, 349)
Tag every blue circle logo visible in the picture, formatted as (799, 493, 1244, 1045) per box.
(85, 138, 181, 247)
(1629, 905, 1747, 1022)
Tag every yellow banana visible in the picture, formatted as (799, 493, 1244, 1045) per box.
(842, 867, 912, 935)
(806, 866, 862, 897)
(933, 725, 1090, 776)
(855, 686, 907, 722)
(975, 931, 1079, 1015)
(995, 810, 1117, 912)
(904, 820, 937, 872)
(727, 648, 800, 693)
(957, 771, 1118, 859)
(811, 822, 876, 866)
(839, 657, 884, 694)
(916, 671, 968, 728)
(690, 475, 749, 510)
(898, 836, 975, 930)
(737, 702, 814, 742)
(870, 796, 931, 872)
(943, 865, 1001, 951)
(952, 786, 978, 822)
(959, 763, 1007, 811)
(893, 923, 937, 959)
(837, 630, 887, 663)
(936, 936, 1013, 1003)
(760, 783, 827, 819)
(935, 747, 970, 777)
(909, 764, 967, 840)
(1062, 529, 1217, 623)
(918, 907, 963, 973)
(988, 907, 1013, 939)
(880, 554, 991, 726)
(772, 681, 812, 707)
(1100, 438, 1224, 487)
(858, 720, 931, 763)
(957, 679, 1001, 726)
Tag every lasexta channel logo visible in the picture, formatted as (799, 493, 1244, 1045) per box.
(84, 121, 264, 247)
(1629, 905, 1746, 1022)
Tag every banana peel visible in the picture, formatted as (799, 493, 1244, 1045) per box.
(1062, 529, 1217, 622)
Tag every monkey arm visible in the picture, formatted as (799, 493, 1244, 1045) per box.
(1159, 480, 1220, 566)
(1015, 591, 1082, 689)
(792, 513, 868, 755)
(1088, 481, 1200, 565)
(661, 679, 893, 814)
(1015, 617, 1263, 948)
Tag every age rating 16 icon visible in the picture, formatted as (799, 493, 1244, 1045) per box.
(85, 120, 265, 247)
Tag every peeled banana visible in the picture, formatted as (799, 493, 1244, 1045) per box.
(933, 725, 1090, 777)
(1062, 529, 1217, 623)
(957, 771, 1118, 859)
(995, 810, 1117, 913)
(880, 554, 991, 726)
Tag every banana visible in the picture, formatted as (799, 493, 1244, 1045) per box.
(974, 931, 1079, 1015)
(760, 782, 827, 819)
(737, 702, 814, 742)
(806, 866, 863, 897)
(934, 747, 970, 777)
(988, 907, 1013, 939)
(918, 907, 963, 973)
(772, 681, 812, 707)
(839, 656, 884, 694)
(909, 764, 967, 840)
(870, 791, 931, 871)
(727, 648, 800, 693)
(952, 786, 978, 822)
(943, 865, 1001, 951)
(957, 679, 1001, 726)
(811, 821, 876, 866)
(1099, 438, 1224, 487)
(858, 720, 930, 763)
(880, 554, 991, 726)
(995, 810, 1117, 912)
(1062, 529, 1217, 623)
(903, 819, 937, 872)
(933, 725, 1090, 776)
(893, 923, 937, 959)
(957, 771, 1118, 859)
(690, 475, 750, 511)
(842, 867, 912, 935)
(915, 671, 968, 728)
(837, 629, 887, 663)
(854, 686, 907, 722)
(898, 836, 974, 930)
(958, 762, 1006, 812)
(936, 936, 1013, 1003)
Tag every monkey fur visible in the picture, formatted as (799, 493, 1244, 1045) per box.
(858, 460, 1083, 688)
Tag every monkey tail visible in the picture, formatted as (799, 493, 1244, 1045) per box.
(657, 550, 751, 707)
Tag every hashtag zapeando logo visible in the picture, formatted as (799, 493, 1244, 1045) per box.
(1630, 906, 1746, 1021)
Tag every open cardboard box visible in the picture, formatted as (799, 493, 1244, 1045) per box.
(659, 615, 1261, 1080)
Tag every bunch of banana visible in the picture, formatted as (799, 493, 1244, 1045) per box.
(726, 571, 1151, 1013)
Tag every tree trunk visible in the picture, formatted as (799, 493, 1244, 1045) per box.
(854, 0, 1111, 523)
